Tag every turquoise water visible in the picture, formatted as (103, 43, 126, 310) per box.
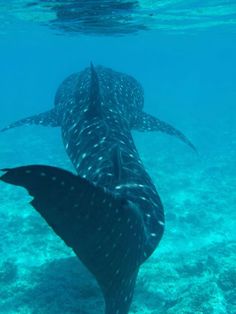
(0, 1, 236, 313)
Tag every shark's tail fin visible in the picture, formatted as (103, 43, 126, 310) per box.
(133, 112, 197, 153)
(0, 165, 144, 314)
(0, 109, 59, 132)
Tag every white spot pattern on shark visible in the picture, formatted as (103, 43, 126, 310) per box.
(0, 64, 196, 314)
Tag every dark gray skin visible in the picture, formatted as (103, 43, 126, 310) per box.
(0, 64, 195, 313)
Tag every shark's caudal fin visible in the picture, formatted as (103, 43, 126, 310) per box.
(0, 165, 143, 314)
(133, 112, 197, 152)
(0, 109, 59, 132)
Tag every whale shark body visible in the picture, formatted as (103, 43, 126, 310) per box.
(0, 64, 195, 313)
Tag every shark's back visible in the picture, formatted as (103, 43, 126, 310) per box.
(54, 66, 144, 126)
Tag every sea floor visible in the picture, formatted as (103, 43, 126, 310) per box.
(0, 125, 235, 314)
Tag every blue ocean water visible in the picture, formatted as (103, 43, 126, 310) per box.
(0, 1, 236, 313)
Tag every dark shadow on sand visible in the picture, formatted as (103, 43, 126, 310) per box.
(1, 257, 104, 314)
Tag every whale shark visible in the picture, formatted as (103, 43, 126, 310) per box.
(0, 64, 195, 313)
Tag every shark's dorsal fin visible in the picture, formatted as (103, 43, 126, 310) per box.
(87, 62, 102, 118)
(0, 165, 144, 314)
(133, 111, 197, 153)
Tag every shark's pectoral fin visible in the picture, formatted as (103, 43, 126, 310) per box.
(0, 165, 143, 314)
(0, 109, 59, 132)
(133, 112, 197, 153)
